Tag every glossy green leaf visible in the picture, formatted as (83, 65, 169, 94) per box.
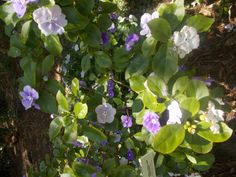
(141, 37, 157, 57)
(197, 122, 233, 143)
(97, 14, 112, 31)
(82, 24, 101, 47)
(152, 43, 178, 83)
(21, 20, 32, 44)
(147, 73, 168, 97)
(172, 76, 189, 95)
(185, 133, 213, 154)
(37, 91, 58, 113)
(125, 55, 149, 79)
(42, 55, 54, 75)
(56, 90, 69, 111)
(129, 75, 146, 93)
(73, 102, 88, 119)
(77, 0, 95, 15)
(46, 79, 64, 95)
(63, 123, 78, 144)
(100, 2, 118, 13)
(186, 80, 209, 100)
(43, 35, 62, 55)
(83, 126, 107, 142)
(180, 97, 200, 117)
(94, 51, 112, 68)
(153, 124, 185, 154)
(81, 54, 91, 72)
(71, 78, 80, 96)
(49, 117, 63, 140)
(186, 15, 214, 32)
(193, 153, 215, 171)
(148, 18, 171, 42)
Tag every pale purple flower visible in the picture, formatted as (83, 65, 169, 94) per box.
(140, 11, 159, 37)
(10, 0, 38, 18)
(121, 115, 132, 128)
(19, 85, 39, 110)
(108, 23, 116, 33)
(95, 103, 116, 124)
(109, 13, 118, 20)
(72, 140, 83, 147)
(91, 173, 96, 177)
(127, 149, 134, 161)
(33, 5, 67, 36)
(125, 33, 139, 51)
(114, 131, 121, 143)
(101, 32, 109, 45)
(143, 112, 161, 134)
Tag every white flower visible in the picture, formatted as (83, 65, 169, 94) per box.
(33, 5, 67, 36)
(65, 54, 70, 64)
(95, 103, 116, 124)
(128, 14, 137, 22)
(172, 25, 200, 58)
(140, 11, 159, 37)
(167, 100, 182, 124)
(73, 44, 79, 52)
(119, 157, 128, 165)
(204, 101, 224, 134)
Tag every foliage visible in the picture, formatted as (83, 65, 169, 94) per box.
(0, 0, 232, 176)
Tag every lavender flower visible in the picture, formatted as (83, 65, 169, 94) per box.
(100, 140, 108, 147)
(77, 157, 89, 164)
(19, 85, 39, 110)
(109, 12, 118, 20)
(108, 90, 114, 98)
(11, 0, 38, 18)
(143, 112, 161, 134)
(95, 103, 116, 124)
(33, 5, 67, 36)
(140, 11, 159, 37)
(91, 173, 96, 177)
(121, 115, 132, 128)
(125, 33, 139, 51)
(127, 149, 134, 161)
(72, 140, 84, 147)
(114, 130, 122, 143)
(101, 32, 109, 45)
(107, 79, 115, 99)
(108, 23, 116, 33)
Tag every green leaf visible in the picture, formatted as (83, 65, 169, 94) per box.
(141, 90, 158, 111)
(43, 35, 62, 55)
(71, 78, 80, 96)
(0, 2, 19, 26)
(73, 102, 88, 119)
(129, 75, 146, 93)
(77, 0, 95, 15)
(63, 123, 78, 144)
(113, 48, 131, 72)
(124, 138, 135, 149)
(23, 59, 37, 87)
(197, 122, 233, 143)
(147, 73, 168, 97)
(132, 99, 144, 113)
(141, 37, 157, 57)
(152, 43, 178, 83)
(100, 2, 118, 13)
(153, 124, 185, 154)
(180, 97, 200, 117)
(73, 162, 96, 177)
(81, 54, 91, 72)
(45, 79, 64, 95)
(62, 7, 89, 30)
(110, 166, 139, 177)
(21, 20, 32, 44)
(97, 14, 112, 31)
(56, 90, 69, 111)
(186, 80, 209, 100)
(82, 24, 101, 47)
(94, 51, 112, 68)
(148, 18, 171, 42)
(125, 55, 149, 79)
(102, 158, 116, 174)
(8, 46, 21, 58)
(83, 126, 107, 142)
(185, 153, 197, 164)
(37, 91, 58, 113)
(172, 76, 189, 95)
(186, 15, 214, 32)
(193, 153, 215, 171)
(49, 117, 63, 140)
(185, 133, 213, 154)
(42, 55, 54, 75)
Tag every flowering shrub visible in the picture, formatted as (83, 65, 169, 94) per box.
(0, 0, 233, 176)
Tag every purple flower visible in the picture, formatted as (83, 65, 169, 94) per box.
(143, 112, 161, 134)
(77, 157, 89, 164)
(33, 5, 67, 36)
(19, 85, 39, 110)
(127, 149, 134, 161)
(121, 115, 132, 128)
(192, 76, 215, 86)
(108, 79, 115, 89)
(108, 90, 114, 98)
(91, 173, 96, 177)
(101, 32, 109, 45)
(72, 140, 84, 148)
(100, 140, 108, 147)
(114, 131, 122, 143)
(11, 0, 38, 18)
(108, 23, 116, 33)
(125, 33, 139, 51)
(109, 12, 118, 20)
(179, 65, 187, 72)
